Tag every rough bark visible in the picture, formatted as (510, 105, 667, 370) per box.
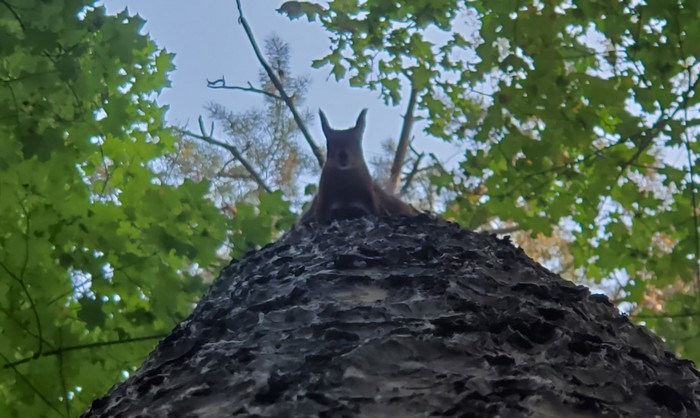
(83, 216, 700, 417)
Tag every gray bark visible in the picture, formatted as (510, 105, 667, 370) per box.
(83, 216, 700, 417)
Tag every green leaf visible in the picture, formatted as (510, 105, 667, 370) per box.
(78, 296, 107, 330)
(277, 1, 325, 21)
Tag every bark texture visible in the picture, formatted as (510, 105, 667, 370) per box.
(83, 216, 700, 417)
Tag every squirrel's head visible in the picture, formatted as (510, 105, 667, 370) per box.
(319, 109, 368, 171)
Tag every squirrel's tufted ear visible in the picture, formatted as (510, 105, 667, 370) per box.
(354, 108, 368, 135)
(319, 109, 331, 140)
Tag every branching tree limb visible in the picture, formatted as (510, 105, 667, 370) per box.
(235, 0, 325, 168)
(400, 145, 424, 196)
(177, 117, 273, 194)
(390, 87, 418, 194)
(207, 77, 282, 101)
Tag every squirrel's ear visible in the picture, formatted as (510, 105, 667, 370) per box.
(319, 109, 331, 139)
(354, 108, 368, 134)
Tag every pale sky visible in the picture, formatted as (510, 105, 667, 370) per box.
(102, 0, 460, 167)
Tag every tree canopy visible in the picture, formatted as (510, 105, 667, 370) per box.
(2, 0, 699, 416)
(0, 1, 290, 416)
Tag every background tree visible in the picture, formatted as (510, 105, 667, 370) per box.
(168, 35, 316, 208)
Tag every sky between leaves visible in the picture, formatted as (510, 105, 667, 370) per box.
(101, 0, 462, 169)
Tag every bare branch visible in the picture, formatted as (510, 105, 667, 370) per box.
(235, 0, 325, 168)
(390, 87, 418, 193)
(482, 225, 521, 235)
(207, 77, 282, 101)
(400, 146, 424, 196)
(176, 118, 273, 194)
(428, 152, 449, 176)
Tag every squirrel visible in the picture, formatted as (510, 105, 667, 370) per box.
(298, 109, 418, 224)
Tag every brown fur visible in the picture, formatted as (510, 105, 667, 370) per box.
(298, 109, 418, 224)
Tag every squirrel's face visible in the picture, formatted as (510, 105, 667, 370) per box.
(319, 109, 368, 171)
(326, 133, 364, 170)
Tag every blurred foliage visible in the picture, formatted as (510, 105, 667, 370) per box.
(279, 0, 700, 364)
(0, 1, 291, 417)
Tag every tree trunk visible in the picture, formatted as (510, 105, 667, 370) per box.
(82, 216, 700, 417)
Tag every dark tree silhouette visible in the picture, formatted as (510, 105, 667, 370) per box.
(83, 217, 700, 417)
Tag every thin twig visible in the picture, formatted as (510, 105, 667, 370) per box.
(207, 77, 282, 101)
(400, 147, 424, 196)
(428, 152, 449, 176)
(483, 225, 521, 235)
(2, 333, 167, 370)
(390, 86, 418, 193)
(0, 0, 26, 30)
(235, 0, 324, 168)
(178, 119, 272, 193)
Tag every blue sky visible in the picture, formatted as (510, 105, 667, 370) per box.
(103, 0, 459, 166)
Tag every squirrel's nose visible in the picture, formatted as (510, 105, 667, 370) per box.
(338, 151, 349, 167)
